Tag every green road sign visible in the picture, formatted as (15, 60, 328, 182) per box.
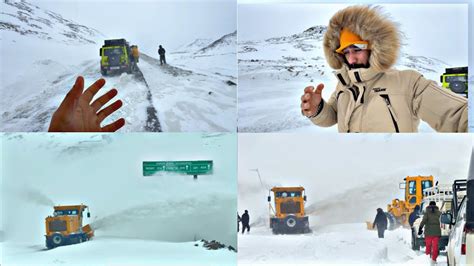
(143, 160, 213, 176)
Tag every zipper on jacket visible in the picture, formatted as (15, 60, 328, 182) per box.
(380, 95, 400, 133)
(348, 86, 359, 102)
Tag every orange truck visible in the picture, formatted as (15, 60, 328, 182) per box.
(45, 204, 94, 249)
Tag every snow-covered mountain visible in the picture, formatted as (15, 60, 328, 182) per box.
(1, 0, 104, 44)
(0, 1, 237, 132)
(196, 30, 236, 55)
(173, 38, 214, 54)
(237, 26, 452, 133)
(172, 31, 236, 56)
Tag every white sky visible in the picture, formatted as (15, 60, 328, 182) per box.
(238, 3, 469, 66)
(239, 133, 473, 192)
(36, 0, 236, 55)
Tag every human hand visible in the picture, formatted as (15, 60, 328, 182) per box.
(48, 76, 125, 132)
(301, 84, 324, 117)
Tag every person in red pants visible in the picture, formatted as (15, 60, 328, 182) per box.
(418, 201, 441, 263)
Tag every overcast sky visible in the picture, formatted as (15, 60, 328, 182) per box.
(37, 0, 236, 55)
(239, 133, 473, 193)
(238, 3, 469, 66)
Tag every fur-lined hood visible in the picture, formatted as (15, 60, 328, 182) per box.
(323, 6, 401, 72)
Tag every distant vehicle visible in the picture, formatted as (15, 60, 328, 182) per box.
(442, 150, 474, 265)
(45, 204, 94, 249)
(267, 186, 310, 234)
(440, 67, 468, 96)
(99, 39, 138, 76)
(383, 176, 434, 229)
(411, 184, 461, 251)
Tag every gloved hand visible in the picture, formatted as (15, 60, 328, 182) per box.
(418, 228, 423, 235)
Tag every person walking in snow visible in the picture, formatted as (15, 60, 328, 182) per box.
(418, 201, 441, 263)
(158, 45, 166, 65)
(241, 210, 250, 234)
(300, 5, 467, 133)
(372, 208, 388, 238)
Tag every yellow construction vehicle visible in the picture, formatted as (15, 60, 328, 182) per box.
(267, 186, 310, 234)
(45, 204, 94, 249)
(384, 175, 434, 229)
(440, 67, 468, 96)
(99, 39, 138, 76)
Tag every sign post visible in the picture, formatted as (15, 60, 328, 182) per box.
(143, 160, 213, 180)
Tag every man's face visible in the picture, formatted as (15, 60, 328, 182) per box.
(343, 46, 370, 69)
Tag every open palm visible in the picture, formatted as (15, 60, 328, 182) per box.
(48, 76, 125, 132)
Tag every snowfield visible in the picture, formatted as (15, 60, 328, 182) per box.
(239, 223, 446, 265)
(0, 0, 236, 132)
(237, 11, 467, 133)
(1, 133, 237, 265)
(3, 237, 235, 266)
(238, 133, 472, 265)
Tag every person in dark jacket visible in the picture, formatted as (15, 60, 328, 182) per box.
(409, 205, 421, 227)
(409, 205, 421, 238)
(372, 208, 388, 238)
(418, 201, 441, 263)
(241, 210, 250, 234)
(158, 45, 166, 65)
(237, 213, 241, 232)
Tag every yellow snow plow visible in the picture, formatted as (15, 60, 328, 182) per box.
(268, 186, 310, 234)
(45, 204, 94, 249)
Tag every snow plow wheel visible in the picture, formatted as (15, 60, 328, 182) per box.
(51, 233, 64, 246)
(286, 216, 297, 228)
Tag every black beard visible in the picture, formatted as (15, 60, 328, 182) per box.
(348, 63, 370, 69)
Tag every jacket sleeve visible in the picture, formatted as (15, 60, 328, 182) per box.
(410, 70, 468, 132)
(309, 88, 338, 127)
(419, 213, 427, 230)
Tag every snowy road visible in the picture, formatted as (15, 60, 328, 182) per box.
(1, 53, 236, 132)
(238, 223, 448, 265)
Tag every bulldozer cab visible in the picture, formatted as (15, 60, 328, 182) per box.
(401, 175, 434, 209)
(268, 187, 306, 218)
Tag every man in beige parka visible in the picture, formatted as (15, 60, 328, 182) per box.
(300, 6, 467, 132)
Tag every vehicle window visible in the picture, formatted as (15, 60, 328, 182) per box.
(421, 180, 433, 192)
(446, 76, 467, 83)
(408, 181, 416, 195)
(104, 48, 123, 56)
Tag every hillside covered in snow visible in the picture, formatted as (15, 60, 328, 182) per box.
(0, 0, 237, 132)
(237, 3, 468, 133)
